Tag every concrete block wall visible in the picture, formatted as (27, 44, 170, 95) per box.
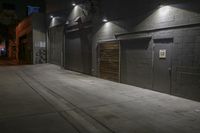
(91, 2, 200, 73)
(91, 4, 180, 75)
(90, 1, 200, 101)
(170, 27, 200, 100)
(46, 1, 200, 101)
(146, 28, 200, 101)
(133, 4, 200, 32)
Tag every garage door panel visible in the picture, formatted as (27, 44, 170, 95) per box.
(120, 39, 152, 89)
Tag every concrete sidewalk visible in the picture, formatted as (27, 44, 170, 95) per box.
(0, 64, 200, 133)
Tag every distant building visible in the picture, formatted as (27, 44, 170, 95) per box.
(0, 0, 45, 58)
(0, 0, 45, 21)
(16, 14, 46, 64)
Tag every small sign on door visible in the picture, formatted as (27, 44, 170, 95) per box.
(159, 49, 166, 59)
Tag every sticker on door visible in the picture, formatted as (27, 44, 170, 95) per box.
(159, 49, 166, 59)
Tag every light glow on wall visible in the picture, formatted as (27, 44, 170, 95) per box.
(69, 5, 82, 21)
(101, 22, 113, 35)
(159, 6, 171, 16)
(50, 17, 56, 27)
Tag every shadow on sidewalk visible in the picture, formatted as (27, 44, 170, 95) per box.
(0, 57, 18, 66)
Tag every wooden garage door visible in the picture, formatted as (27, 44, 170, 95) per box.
(99, 42, 120, 82)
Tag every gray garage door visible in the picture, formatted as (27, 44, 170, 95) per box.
(120, 38, 152, 89)
(48, 26, 63, 65)
(64, 30, 91, 74)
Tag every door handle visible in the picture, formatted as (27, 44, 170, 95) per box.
(168, 67, 172, 75)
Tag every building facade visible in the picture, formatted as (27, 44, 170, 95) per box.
(0, 0, 45, 58)
(16, 14, 46, 64)
(47, 0, 200, 101)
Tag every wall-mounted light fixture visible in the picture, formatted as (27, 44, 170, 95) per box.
(72, 3, 76, 6)
(65, 20, 69, 25)
(50, 15, 54, 19)
(103, 18, 108, 23)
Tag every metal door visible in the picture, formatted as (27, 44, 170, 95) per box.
(48, 26, 63, 65)
(153, 43, 172, 94)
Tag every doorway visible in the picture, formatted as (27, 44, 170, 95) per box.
(153, 39, 172, 94)
(98, 41, 120, 82)
(18, 35, 32, 64)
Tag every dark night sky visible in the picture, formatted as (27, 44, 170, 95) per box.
(0, 0, 45, 19)
(44, 0, 193, 13)
(0, 0, 46, 38)
(45, 0, 73, 13)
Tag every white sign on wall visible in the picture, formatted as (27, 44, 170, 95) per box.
(35, 41, 46, 48)
(159, 49, 166, 59)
